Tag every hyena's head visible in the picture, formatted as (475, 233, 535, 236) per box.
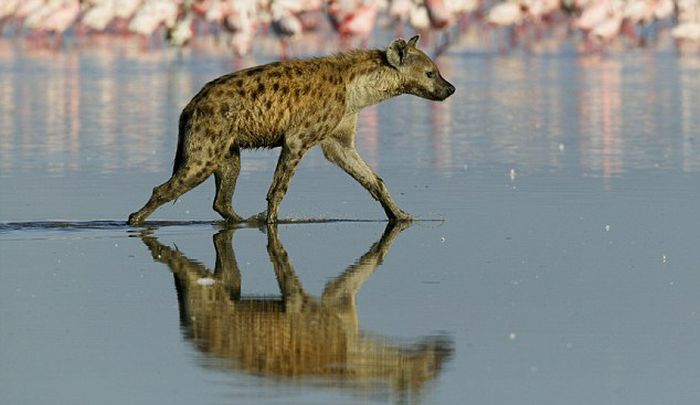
(386, 35, 455, 101)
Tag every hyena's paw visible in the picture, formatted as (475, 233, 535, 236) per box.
(389, 209, 413, 223)
(220, 212, 244, 223)
(246, 210, 269, 224)
(128, 212, 146, 226)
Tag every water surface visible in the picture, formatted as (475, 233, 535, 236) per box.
(1, 36, 699, 404)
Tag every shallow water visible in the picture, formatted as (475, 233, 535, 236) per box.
(1, 36, 699, 404)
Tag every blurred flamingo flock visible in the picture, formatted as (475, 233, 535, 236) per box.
(1, 0, 699, 55)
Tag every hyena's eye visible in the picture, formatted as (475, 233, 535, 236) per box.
(425, 71, 435, 79)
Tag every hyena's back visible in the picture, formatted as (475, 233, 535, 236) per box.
(176, 60, 349, 170)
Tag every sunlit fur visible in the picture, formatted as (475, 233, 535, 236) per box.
(128, 36, 455, 226)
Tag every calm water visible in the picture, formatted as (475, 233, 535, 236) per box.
(1, 34, 699, 405)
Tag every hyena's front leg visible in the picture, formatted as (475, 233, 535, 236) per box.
(321, 137, 412, 222)
(262, 140, 312, 223)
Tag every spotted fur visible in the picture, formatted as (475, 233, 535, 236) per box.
(128, 35, 455, 225)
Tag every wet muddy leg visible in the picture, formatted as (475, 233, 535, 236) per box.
(128, 165, 215, 225)
(321, 139, 412, 222)
(213, 148, 243, 223)
(253, 142, 310, 223)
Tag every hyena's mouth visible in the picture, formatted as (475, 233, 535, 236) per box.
(438, 83, 456, 100)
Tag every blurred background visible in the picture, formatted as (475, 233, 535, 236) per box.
(1, 0, 699, 54)
(1, 0, 699, 186)
(2, 2, 700, 405)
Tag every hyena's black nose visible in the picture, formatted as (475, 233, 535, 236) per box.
(446, 83, 456, 96)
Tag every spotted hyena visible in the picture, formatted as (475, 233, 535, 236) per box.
(128, 35, 455, 225)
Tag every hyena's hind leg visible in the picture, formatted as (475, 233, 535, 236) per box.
(213, 147, 243, 222)
(127, 163, 216, 225)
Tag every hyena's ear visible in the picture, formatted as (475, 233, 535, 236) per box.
(407, 35, 420, 48)
(386, 38, 408, 68)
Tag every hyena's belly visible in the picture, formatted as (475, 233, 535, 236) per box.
(228, 101, 343, 150)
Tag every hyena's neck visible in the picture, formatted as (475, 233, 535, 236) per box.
(340, 50, 403, 113)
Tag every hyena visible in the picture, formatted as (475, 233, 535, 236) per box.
(139, 222, 452, 391)
(128, 35, 455, 225)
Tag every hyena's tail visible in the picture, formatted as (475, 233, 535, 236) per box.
(172, 135, 186, 176)
(172, 108, 191, 175)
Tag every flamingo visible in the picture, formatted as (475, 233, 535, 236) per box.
(486, 1, 524, 27)
(409, 2, 431, 32)
(128, 0, 179, 43)
(82, 0, 117, 32)
(677, 0, 700, 23)
(388, 0, 413, 24)
(14, 0, 46, 22)
(671, 0, 700, 45)
(592, 7, 623, 41)
(167, 12, 194, 46)
(328, 0, 380, 44)
(271, 0, 303, 39)
(653, 0, 675, 21)
(37, 0, 81, 46)
(24, 0, 58, 31)
(576, 0, 611, 32)
(425, 0, 452, 29)
(672, 22, 700, 41)
(486, 1, 525, 51)
(195, 0, 225, 24)
(0, 0, 21, 22)
(111, 0, 142, 33)
(271, 0, 303, 57)
(114, 0, 143, 20)
(222, 0, 256, 56)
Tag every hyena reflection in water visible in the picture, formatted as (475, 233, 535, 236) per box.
(139, 223, 452, 394)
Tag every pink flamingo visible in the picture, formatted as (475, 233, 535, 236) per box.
(672, 0, 700, 43)
(328, 0, 379, 43)
(25, 0, 80, 47)
(574, 0, 624, 51)
(408, 1, 431, 33)
(223, 0, 257, 56)
(672, 0, 700, 44)
(672, 22, 700, 40)
(24, 1, 56, 31)
(193, 0, 225, 25)
(388, 0, 413, 25)
(82, 0, 117, 32)
(575, 0, 611, 32)
(487, 1, 524, 27)
(128, 0, 179, 46)
(112, 0, 142, 34)
(294, 0, 325, 31)
(271, 0, 303, 58)
(592, 6, 623, 42)
(41, 0, 80, 40)
(486, 1, 525, 51)
(425, 0, 452, 29)
(0, 0, 21, 22)
(653, 0, 674, 21)
(14, 0, 46, 22)
(167, 12, 194, 46)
